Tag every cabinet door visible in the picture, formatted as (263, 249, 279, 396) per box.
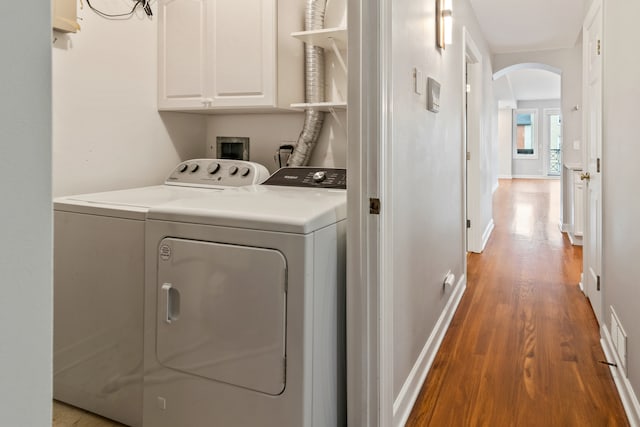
(158, 0, 210, 110)
(210, 0, 276, 108)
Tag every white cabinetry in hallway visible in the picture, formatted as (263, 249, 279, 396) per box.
(158, 0, 303, 112)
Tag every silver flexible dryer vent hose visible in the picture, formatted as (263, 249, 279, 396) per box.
(287, 0, 327, 167)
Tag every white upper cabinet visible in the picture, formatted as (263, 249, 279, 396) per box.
(158, 0, 303, 112)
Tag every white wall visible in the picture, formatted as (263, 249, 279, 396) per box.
(206, 112, 347, 173)
(493, 47, 582, 167)
(602, 0, 640, 417)
(497, 108, 513, 178)
(512, 99, 561, 177)
(0, 3, 52, 425)
(52, 5, 207, 197)
(389, 0, 496, 419)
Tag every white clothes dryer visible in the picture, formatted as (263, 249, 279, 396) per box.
(53, 159, 269, 427)
(143, 167, 347, 427)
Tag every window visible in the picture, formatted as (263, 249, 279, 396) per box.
(513, 109, 538, 159)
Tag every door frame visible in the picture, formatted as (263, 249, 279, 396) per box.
(346, 0, 393, 424)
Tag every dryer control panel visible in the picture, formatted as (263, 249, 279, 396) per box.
(165, 159, 270, 188)
(263, 167, 347, 189)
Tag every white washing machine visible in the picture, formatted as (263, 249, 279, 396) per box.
(53, 159, 269, 427)
(143, 167, 347, 427)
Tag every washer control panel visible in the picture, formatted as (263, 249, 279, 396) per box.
(165, 159, 270, 188)
(262, 167, 347, 189)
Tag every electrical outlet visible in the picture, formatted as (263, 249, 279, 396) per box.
(442, 270, 455, 291)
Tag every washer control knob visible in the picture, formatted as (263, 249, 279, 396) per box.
(189, 163, 200, 173)
(239, 167, 250, 177)
(178, 164, 188, 173)
(207, 162, 221, 175)
(229, 165, 239, 175)
(313, 171, 327, 183)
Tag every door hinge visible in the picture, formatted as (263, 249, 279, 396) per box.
(466, 219, 471, 228)
(369, 198, 381, 215)
(466, 84, 471, 93)
(597, 275, 601, 291)
(597, 158, 601, 173)
(466, 151, 471, 161)
(597, 39, 601, 56)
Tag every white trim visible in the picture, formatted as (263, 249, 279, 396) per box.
(568, 232, 583, 246)
(481, 219, 495, 251)
(493, 63, 562, 80)
(579, 272, 584, 293)
(497, 174, 513, 180)
(601, 325, 640, 427)
(492, 181, 499, 194)
(392, 275, 467, 427)
(346, 0, 384, 424)
(511, 175, 560, 180)
(379, 0, 394, 422)
(559, 222, 569, 233)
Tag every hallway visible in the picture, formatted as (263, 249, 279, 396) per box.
(407, 179, 629, 426)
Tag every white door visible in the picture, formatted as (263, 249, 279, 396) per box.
(582, 0, 603, 324)
(544, 109, 562, 177)
(464, 30, 483, 254)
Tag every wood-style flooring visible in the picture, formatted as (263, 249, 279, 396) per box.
(52, 401, 125, 427)
(406, 179, 629, 426)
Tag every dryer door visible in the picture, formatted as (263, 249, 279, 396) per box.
(156, 238, 287, 395)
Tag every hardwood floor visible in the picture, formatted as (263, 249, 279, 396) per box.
(406, 179, 629, 427)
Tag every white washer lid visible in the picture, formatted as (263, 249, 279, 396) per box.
(147, 185, 347, 234)
(54, 185, 224, 220)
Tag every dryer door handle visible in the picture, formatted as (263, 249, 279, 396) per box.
(161, 283, 181, 324)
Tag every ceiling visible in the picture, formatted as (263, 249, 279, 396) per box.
(469, 0, 586, 105)
(469, 0, 587, 54)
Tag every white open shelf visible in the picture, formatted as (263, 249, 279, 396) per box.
(290, 27, 347, 49)
(290, 102, 347, 112)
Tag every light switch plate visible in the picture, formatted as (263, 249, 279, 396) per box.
(427, 77, 440, 113)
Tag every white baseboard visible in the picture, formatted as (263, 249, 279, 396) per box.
(497, 174, 512, 180)
(601, 324, 640, 427)
(393, 275, 467, 426)
(512, 175, 560, 180)
(492, 181, 499, 194)
(568, 232, 583, 246)
(559, 222, 569, 233)
(481, 219, 495, 251)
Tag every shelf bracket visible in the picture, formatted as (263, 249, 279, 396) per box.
(329, 38, 348, 75)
